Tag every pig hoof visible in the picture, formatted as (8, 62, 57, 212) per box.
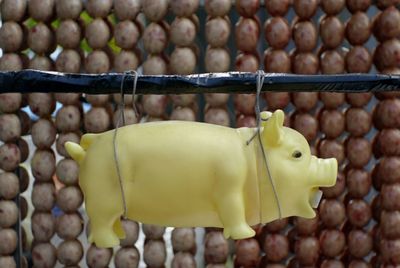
(223, 224, 255, 240)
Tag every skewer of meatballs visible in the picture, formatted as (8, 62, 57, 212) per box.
(371, 1, 400, 266)
(0, 0, 31, 266)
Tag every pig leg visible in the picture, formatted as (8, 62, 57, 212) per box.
(89, 212, 122, 248)
(213, 173, 255, 239)
(113, 218, 126, 239)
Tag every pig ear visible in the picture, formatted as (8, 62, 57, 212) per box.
(262, 109, 284, 146)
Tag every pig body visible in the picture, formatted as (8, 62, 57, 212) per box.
(66, 110, 337, 248)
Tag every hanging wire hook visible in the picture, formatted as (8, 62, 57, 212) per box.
(113, 71, 137, 219)
(251, 70, 282, 222)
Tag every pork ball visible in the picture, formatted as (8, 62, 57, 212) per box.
(320, 16, 345, 49)
(114, 247, 140, 268)
(321, 0, 345, 15)
(143, 23, 168, 54)
(319, 229, 346, 257)
(265, 0, 290, 16)
(85, 0, 112, 18)
(205, 0, 231, 16)
(170, 0, 199, 17)
(263, 234, 289, 262)
(56, 0, 82, 20)
(115, 20, 140, 49)
(234, 238, 260, 267)
(170, 47, 196, 75)
(319, 199, 346, 227)
(114, 0, 141, 20)
(0, 114, 21, 143)
(0, 172, 19, 200)
(1, 0, 27, 21)
(55, 105, 81, 132)
(172, 252, 196, 268)
(56, 49, 81, 73)
(346, 12, 371, 45)
(28, 22, 54, 55)
(28, 0, 54, 22)
(235, 53, 259, 72)
(32, 243, 57, 268)
(0, 93, 22, 113)
(264, 17, 291, 49)
(142, 224, 165, 240)
(346, 46, 372, 73)
(171, 17, 196, 46)
(0, 53, 23, 71)
(28, 93, 55, 117)
(320, 109, 344, 139)
(295, 236, 320, 266)
(120, 220, 139, 246)
(143, 240, 167, 267)
(204, 231, 229, 264)
(320, 50, 345, 74)
(347, 199, 372, 227)
(142, 0, 169, 22)
(205, 107, 230, 126)
(318, 138, 345, 164)
(0, 22, 23, 53)
(373, 39, 400, 71)
(205, 47, 231, 73)
(57, 239, 83, 266)
(346, 0, 371, 13)
(206, 17, 230, 48)
(170, 107, 196, 121)
(264, 49, 291, 73)
(142, 95, 168, 117)
(292, 113, 318, 142)
(56, 19, 81, 49)
(86, 244, 113, 267)
(29, 55, 54, 71)
(235, 17, 259, 53)
(84, 107, 110, 133)
(293, 53, 319, 74)
(32, 182, 55, 211)
(0, 143, 20, 172)
(347, 168, 371, 198)
(56, 186, 83, 212)
(0, 229, 17, 255)
(143, 55, 168, 75)
(56, 132, 80, 158)
(293, 0, 318, 19)
(31, 212, 55, 242)
(0, 200, 18, 228)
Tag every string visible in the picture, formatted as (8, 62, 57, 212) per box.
(113, 71, 138, 219)
(247, 70, 282, 222)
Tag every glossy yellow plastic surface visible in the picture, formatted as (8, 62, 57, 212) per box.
(65, 110, 337, 248)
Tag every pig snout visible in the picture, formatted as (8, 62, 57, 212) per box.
(310, 156, 338, 188)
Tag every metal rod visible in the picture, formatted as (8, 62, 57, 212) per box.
(1, 70, 400, 94)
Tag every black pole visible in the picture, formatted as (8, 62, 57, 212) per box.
(1, 70, 400, 94)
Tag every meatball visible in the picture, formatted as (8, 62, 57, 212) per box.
(347, 199, 372, 227)
(204, 231, 229, 264)
(205, 47, 230, 72)
(292, 92, 318, 111)
(346, 92, 372, 107)
(235, 238, 260, 267)
(56, 0, 82, 20)
(321, 0, 345, 15)
(319, 199, 346, 227)
(56, 213, 83, 240)
(292, 113, 318, 142)
(235, 17, 259, 53)
(205, 0, 231, 17)
(142, 0, 169, 22)
(293, 21, 318, 52)
(346, 0, 371, 13)
(347, 168, 371, 198)
(346, 12, 371, 45)
(320, 16, 345, 49)
(373, 99, 400, 130)
(293, 0, 318, 19)
(319, 109, 345, 139)
(264, 17, 291, 49)
(205, 17, 230, 48)
(86, 244, 113, 267)
(114, 0, 141, 20)
(264, 49, 291, 73)
(292, 53, 319, 74)
(114, 20, 140, 49)
(56, 20, 81, 49)
(346, 137, 372, 168)
(373, 39, 400, 71)
(55, 49, 81, 73)
(295, 237, 320, 265)
(235, 53, 259, 72)
(265, 0, 290, 16)
(1, 0, 27, 21)
(170, 47, 197, 75)
(0, 22, 23, 53)
(263, 234, 289, 262)
(28, 22, 54, 55)
(346, 46, 372, 73)
(319, 229, 346, 257)
(320, 50, 345, 74)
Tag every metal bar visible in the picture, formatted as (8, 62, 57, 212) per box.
(1, 70, 400, 94)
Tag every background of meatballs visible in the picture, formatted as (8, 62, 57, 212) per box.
(1, 0, 400, 267)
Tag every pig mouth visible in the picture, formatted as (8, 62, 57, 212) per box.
(309, 188, 323, 209)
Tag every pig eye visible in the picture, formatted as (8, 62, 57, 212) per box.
(292, 150, 302, 159)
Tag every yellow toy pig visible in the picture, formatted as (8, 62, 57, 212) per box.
(65, 109, 337, 248)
